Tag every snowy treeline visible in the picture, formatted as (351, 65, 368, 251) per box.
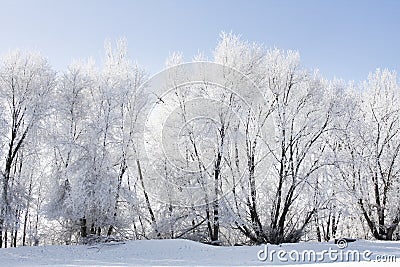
(0, 33, 399, 247)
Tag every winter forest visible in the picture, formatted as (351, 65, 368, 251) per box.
(1, 32, 400, 249)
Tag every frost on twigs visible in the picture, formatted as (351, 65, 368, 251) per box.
(80, 234, 125, 245)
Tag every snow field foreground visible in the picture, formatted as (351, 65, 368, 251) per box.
(0, 239, 399, 266)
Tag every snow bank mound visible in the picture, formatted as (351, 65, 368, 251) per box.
(0, 239, 398, 266)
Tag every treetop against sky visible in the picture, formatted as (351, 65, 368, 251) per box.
(0, 0, 399, 81)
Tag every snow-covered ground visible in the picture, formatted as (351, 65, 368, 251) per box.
(0, 239, 399, 266)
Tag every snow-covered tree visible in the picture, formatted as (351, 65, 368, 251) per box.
(336, 69, 400, 240)
(0, 51, 55, 247)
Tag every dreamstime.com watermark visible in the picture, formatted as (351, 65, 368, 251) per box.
(257, 239, 397, 263)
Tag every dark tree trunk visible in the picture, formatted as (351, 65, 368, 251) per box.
(137, 160, 159, 237)
(80, 217, 87, 238)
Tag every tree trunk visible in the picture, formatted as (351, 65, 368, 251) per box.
(80, 217, 87, 238)
(136, 160, 158, 236)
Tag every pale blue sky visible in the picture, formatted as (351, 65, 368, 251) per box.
(0, 0, 399, 82)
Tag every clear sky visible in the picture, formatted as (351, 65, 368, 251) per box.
(0, 0, 399, 82)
